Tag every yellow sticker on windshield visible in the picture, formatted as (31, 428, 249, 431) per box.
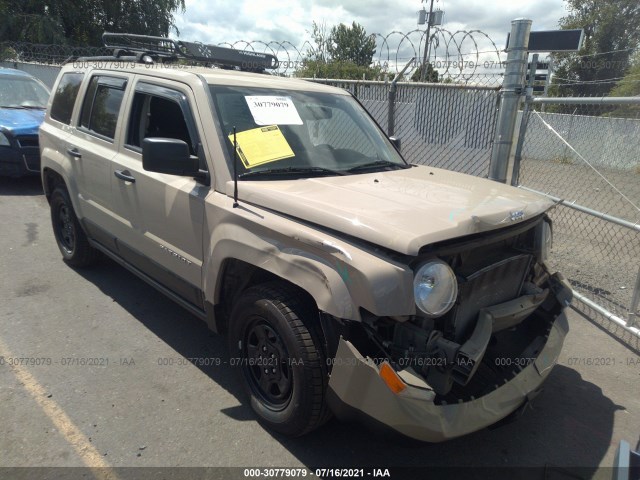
(228, 125, 295, 168)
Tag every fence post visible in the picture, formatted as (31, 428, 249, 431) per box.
(388, 83, 397, 137)
(630, 267, 640, 329)
(387, 58, 415, 136)
(489, 18, 532, 183)
(541, 55, 553, 112)
(511, 53, 538, 185)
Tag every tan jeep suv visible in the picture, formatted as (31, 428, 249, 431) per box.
(39, 34, 571, 442)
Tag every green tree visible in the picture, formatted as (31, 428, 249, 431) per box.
(0, 0, 185, 46)
(549, 0, 640, 99)
(296, 21, 380, 80)
(606, 51, 640, 117)
(327, 22, 376, 67)
(610, 51, 640, 97)
(296, 59, 382, 80)
(304, 21, 331, 63)
(411, 62, 439, 82)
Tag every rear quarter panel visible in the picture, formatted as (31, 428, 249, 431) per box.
(39, 66, 89, 216)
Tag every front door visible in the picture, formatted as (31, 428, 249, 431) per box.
(109, 79, 208, 308)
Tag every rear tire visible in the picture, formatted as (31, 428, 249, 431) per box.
(50, 187, 98, 267)
(228, 283, 331, 436)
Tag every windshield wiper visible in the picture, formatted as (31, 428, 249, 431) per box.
(239, 166, 346, 179)
(346, 160, 409, 173)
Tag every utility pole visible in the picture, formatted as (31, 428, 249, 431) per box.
(420, 0, 435, 81)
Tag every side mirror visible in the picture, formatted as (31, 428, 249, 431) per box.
(389, 136, 401, 152)
(142, 137, 199, 176)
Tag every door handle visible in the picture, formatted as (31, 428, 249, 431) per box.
(66, 147, 82, 159)
(114, 169, 136, 183)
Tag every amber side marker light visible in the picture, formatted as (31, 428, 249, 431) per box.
(379, 363, 406, 394)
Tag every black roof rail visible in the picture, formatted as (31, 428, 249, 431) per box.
(100, 32, 279, 72)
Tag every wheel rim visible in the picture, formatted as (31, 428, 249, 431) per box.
(242, 318, 293, 411)
(56, 203, 75, 254)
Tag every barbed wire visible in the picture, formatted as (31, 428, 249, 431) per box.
(0, 28, 505, 85)
(215, 28, 505, 84)
(553, 73, 640, 85)
(561, 47, 639, 59)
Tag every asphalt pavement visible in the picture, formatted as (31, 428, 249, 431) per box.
(1, 175, 638, 479)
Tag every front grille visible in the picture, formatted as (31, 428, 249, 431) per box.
(452, 254, 532, 342)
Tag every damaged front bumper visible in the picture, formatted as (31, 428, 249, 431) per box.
(327, 279, 571, 442)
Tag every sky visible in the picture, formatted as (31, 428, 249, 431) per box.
(173, 0, 569, 73)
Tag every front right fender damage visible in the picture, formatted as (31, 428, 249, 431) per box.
(202, 196, 415, 324)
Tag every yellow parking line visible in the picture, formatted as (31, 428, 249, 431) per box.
(0, 337, 120, 480)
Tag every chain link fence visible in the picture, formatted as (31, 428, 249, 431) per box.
(308, 79, 500, 176)
(1, 40, 503, 177)
(515, 99, 640, 349)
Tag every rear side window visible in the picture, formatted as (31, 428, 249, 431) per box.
(80, 76, 127, 140)
(50, 73, 84, 124)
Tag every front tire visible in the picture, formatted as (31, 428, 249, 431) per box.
(228, 283, 330, 436)
(50, 187, 98, 267)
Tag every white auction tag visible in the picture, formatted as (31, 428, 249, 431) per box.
(245, 96, 303, 126)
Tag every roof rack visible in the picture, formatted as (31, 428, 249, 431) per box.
(74, 32, 279, 72)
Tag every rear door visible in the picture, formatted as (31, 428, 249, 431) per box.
(68, 73, 131, 248)
(109, 78, 208, 307)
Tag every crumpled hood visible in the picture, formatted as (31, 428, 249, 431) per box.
(228, 165, 554, 255)
(0, 108, 46, 136)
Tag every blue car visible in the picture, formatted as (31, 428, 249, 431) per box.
(0, 68, 51, 177)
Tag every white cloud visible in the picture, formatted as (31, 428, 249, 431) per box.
(176, 0, 566, 42)
(174, 0, 567, 72)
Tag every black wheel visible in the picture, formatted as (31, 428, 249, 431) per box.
(229, 283, 331, 436)
(50, 187, 98, 267)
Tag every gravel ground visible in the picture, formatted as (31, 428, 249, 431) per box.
(518, 158, 640, 348)
(519, 158, 640, 223)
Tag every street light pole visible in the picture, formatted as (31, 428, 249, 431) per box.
(420, 0, 435, 81)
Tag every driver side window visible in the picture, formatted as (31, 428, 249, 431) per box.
(126, 90, 197, 156)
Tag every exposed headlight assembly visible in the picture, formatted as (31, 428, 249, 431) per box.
(0, 131, 11, 147)
(413, 260, 458, 317)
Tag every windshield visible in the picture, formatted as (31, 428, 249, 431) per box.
(209, 86, 407, 179)
(0, 76, 50, 108)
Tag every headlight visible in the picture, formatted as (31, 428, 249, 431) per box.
(536, 219, 553, 263)
(413, 260, 458, 317)
(0, 131, 10, 147)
